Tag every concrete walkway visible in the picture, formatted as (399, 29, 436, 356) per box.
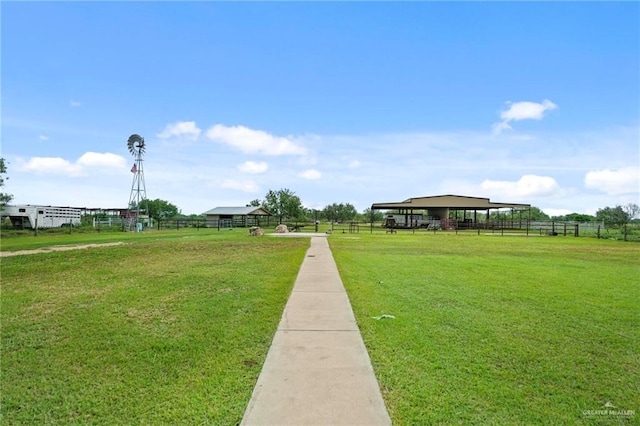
(241, 236, 391, 425)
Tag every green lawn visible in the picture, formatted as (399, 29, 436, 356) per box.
(1, 229, 308, 424)
(3, 230, 638, 424)
(330, 234, 639, 424)
(0, 227, 210, 252)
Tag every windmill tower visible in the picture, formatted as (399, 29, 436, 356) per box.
(126, 134, 148, 231)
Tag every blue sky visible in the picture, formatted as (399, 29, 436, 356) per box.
(2, 2, 638, 216)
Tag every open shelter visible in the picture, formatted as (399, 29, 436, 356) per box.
(203, 206, 272, 228)
(370, 194, 531, 231)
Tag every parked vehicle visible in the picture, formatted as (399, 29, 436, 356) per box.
(0, 205, 82, 229)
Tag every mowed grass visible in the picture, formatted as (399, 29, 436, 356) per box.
(330, 234, 639, 425)
(1, 230, 308, 424)
(0, 228, 206, 252)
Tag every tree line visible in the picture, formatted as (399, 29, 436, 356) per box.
(490, 204, 640, 227)
(247, 188, 372, 223)
(0, 159, 637, 228)
(248, 188, 640, 227)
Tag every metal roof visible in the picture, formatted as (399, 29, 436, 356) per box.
(371, 194, 530, 210)
(202, 206, 271, 216)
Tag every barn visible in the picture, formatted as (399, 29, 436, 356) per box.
(202, 206, 272, 228)
(371, 194, 531, 230)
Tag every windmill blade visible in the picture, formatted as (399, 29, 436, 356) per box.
(127, 134, 145, 155)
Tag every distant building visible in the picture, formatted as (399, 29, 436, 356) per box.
(202, 206, 272, 228)
(371, 194, 531, 229)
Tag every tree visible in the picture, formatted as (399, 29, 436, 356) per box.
(596, 206, 629, 227)
(323, 202, 358, 223)
(323, 203, 338, 222)
(360, 207, 384, 222)
(306, 208, 316, 221)
(552, 212, 596, 222)
(526, 206, 551, 221)
(0, 158, 13, 209)
(623, 203, 640, 221)
(263, 188, 303, 223)
(490, 207, 547, 221)
(246, 199, 262, 207)
(131, 198, 179, 221)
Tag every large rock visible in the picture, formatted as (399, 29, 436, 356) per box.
(249, 226, 264, 236)
(275, 224, 289, 233)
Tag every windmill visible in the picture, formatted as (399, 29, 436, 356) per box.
(126, 134, 148, 231)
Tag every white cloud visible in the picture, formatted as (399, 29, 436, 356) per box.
(481, 175, 561, 198)
(77, 152, 127, 168)
(39, 135, 49, 141)
(493, 99, 557, 134)
(157, 121, 202, 140)
(584, 167, 639, 195)
(299, 169, 322, 179)
(501, 99, 557, 121)
(491, 121, 512, 134)
(348, 160, 361, 169)
(237, 161, 268, 174)
(220, 179, 260, 193)
(206, 124, 307, 156)
(20, 152, 127, 177)
(22, 157, 83, 176)
(69, 99, 81, 107)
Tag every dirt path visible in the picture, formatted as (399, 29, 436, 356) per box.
(0, 242, 125, 257)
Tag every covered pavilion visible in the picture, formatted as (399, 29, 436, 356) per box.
(370, 194, 531, 231)
(202, 206, 272, 228)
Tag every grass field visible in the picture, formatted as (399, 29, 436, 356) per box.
(1, 229, 308, 424)
(2, 229, 638, 424)
(330, 234, 639, 424)
(0, 227, 199, 252)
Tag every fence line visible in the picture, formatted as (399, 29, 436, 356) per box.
(11, 216, 636, 240)
(149, 219, 635, 241)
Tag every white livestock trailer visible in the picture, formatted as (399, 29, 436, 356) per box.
(1, 205, 82, 229)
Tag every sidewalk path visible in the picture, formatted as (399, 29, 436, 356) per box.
(241, 236, 391, 425)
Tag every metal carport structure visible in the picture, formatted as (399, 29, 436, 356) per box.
(202, 206, 272, 228)
(370, 194, 531, 232)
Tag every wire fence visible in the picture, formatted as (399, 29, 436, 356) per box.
(329, 220, 640, 241)
(4, 216, 639, 241)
